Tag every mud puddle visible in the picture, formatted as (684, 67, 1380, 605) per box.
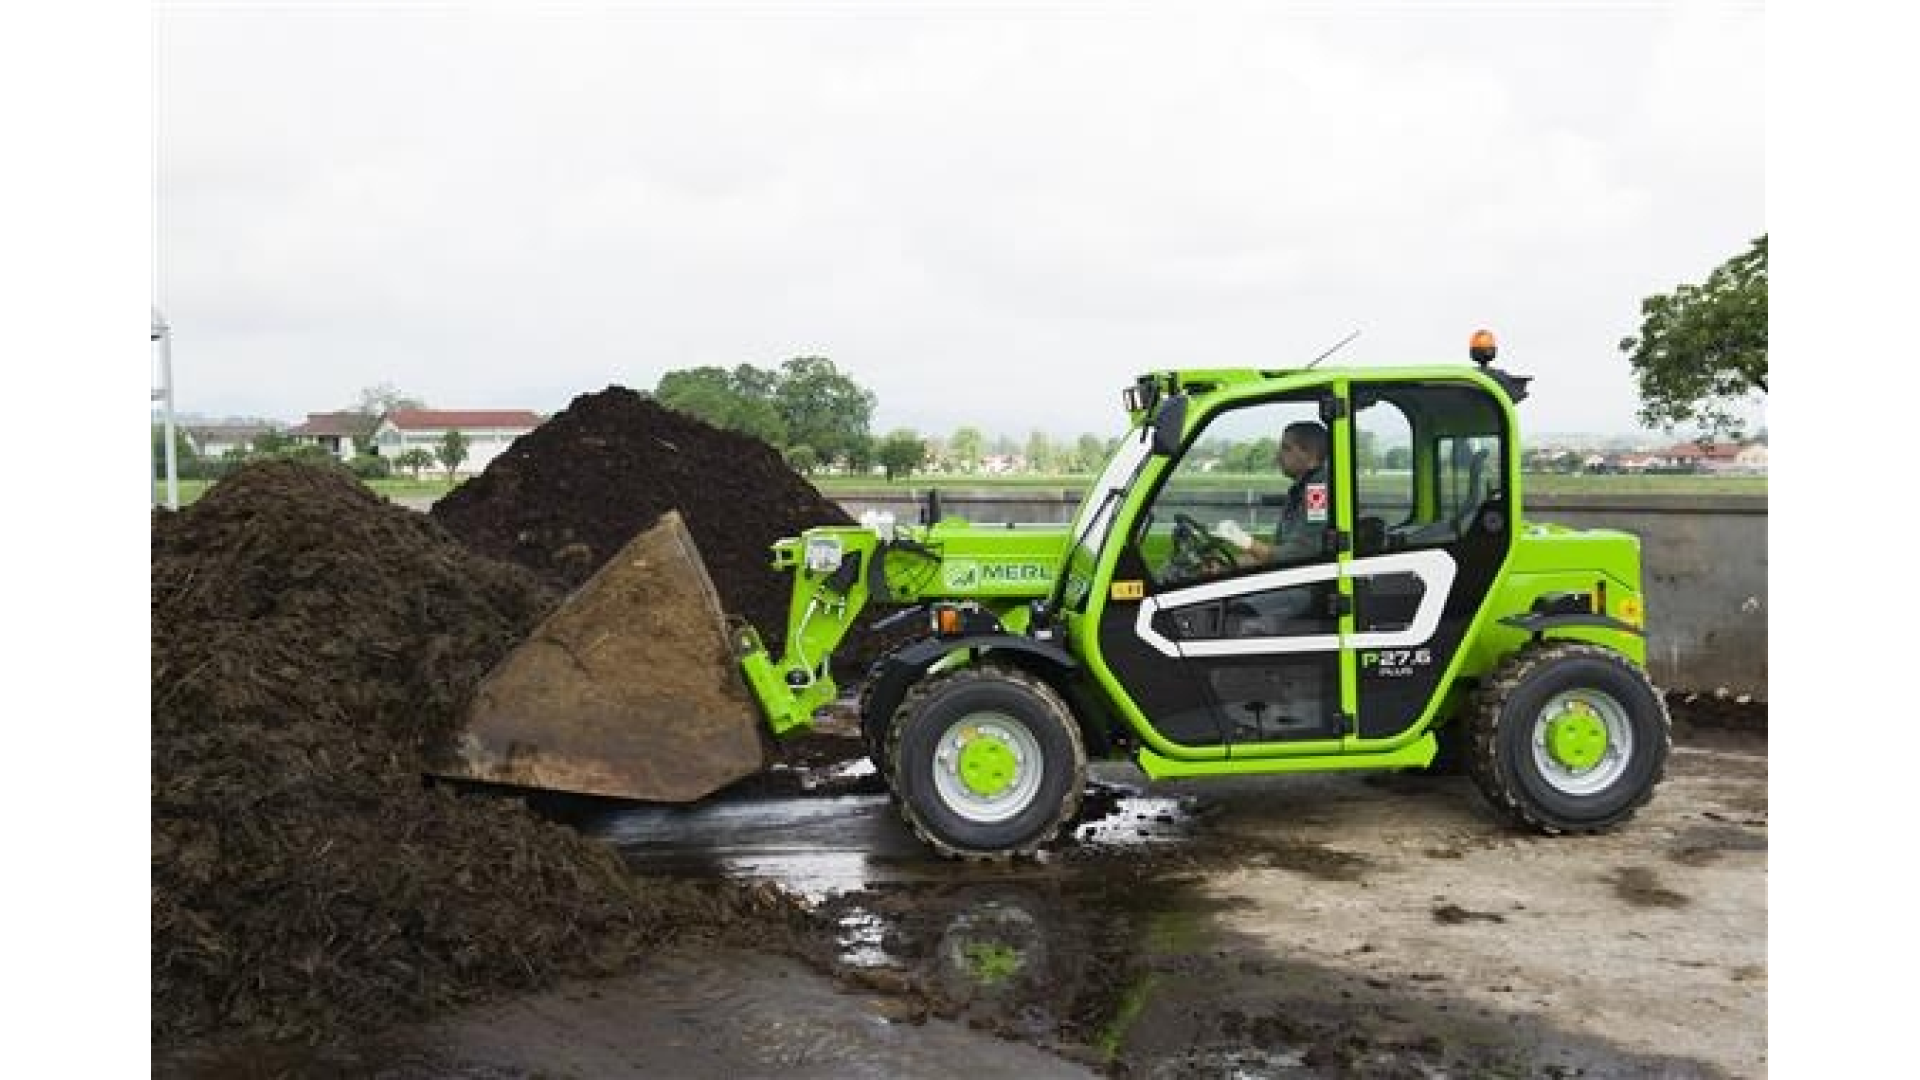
(580, 776, 1199, 900)
(567, 765, 1726, 1078)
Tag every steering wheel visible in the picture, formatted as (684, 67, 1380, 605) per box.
(1166, 513, 1242, 582)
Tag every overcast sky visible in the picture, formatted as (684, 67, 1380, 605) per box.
(154, 2, 1764, 441)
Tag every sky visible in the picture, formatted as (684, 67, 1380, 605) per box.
(153, 1, 1765, 442)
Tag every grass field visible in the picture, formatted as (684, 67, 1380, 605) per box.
(811, 471, 1768, 497)
(153, 476, 463, 508)
(154, 469, 1764, 509)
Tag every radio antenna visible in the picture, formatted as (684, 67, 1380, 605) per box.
(1304, 329, 1361, 370)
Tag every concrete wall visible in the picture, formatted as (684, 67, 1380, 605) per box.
(832, 488, 1767, 700)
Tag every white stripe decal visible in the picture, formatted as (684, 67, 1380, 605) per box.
(1133, 549, 1457, 658)
(1346, 549, 1457, 650)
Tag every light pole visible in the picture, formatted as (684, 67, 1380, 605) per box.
(151, 307, 178, 509)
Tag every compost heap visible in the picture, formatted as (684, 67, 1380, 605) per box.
(429, 386, 866, 663)
(152, 461, 808, 1051)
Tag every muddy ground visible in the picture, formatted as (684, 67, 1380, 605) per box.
(167, 707, 1765, 1079)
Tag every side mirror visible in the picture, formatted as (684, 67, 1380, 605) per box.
(1150, 395, 1187, 456)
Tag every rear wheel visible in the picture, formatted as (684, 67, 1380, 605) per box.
(886, 665, 1086, 860)
(1467, 642, 1671, 833)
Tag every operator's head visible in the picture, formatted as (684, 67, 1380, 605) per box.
(1276, 420, 1328, 480)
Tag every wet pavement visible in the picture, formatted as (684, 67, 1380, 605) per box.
(166, 725, 1765, 1078)
(566, 757, 1750, 1078)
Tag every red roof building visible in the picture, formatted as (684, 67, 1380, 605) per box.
(371, 409, 544, 476)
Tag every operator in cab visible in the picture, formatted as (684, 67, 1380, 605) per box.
(1218, 419, 1329, 567)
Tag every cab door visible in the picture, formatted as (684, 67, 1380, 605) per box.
(1112, 393, 1347, 750)
(1346, 380, 1515, 740)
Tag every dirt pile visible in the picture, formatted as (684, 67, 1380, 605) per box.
(1665, 689, 1766, 734)
(152, 461, 810, 1051)
(430, 387, 856, 656)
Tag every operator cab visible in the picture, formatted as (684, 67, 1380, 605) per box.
(1074, 335, 1519, 754)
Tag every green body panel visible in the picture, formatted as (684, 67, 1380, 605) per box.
(1138, 733, 1438, 779)
(746, 521, 1071, 734)
(738, 360, 1656, 779)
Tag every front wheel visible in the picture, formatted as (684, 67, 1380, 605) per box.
(1466, 642, 1671, 833)
(886, 665, 1087, 860)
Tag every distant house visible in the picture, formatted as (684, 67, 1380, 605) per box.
(183, 422, 277, 459)
(372, 409, 543, 476)
(1657, 441, 1767, 475)
(288, 412, 364, 461)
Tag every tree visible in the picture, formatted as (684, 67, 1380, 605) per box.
(435, 428, 469, 482)
(348, 383, 425, 454)
(1619, 235, 1767, 440)
(1025, 430, 1052, 474)
(773, 356, 875, 467)
(949, 426, 984, 472)
(784, 444, 819, 475)
(1354, 430, 1380, 474)
(394, 448, 436, 480)
(249, 427, 295, 456)
(654, 365, 788, 445)
(843, 432, 876, 476)
(1074, 433, 1107, 473)
(1223, 437, 1278, 473)
(877, 429, 928, 481)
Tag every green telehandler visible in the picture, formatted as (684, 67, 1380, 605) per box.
(436, 332, 1670, 859)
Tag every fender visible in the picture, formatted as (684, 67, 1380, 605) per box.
(1498, 612, 1644, 637)
(860, 633, 1080, 749)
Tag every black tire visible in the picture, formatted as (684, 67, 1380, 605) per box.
(886, 664, 1087, 860)
(1466, 642, 1671, 833)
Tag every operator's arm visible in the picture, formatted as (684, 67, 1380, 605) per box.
(1216, 520, 1272, 567)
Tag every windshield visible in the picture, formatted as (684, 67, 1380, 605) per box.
(1057, 425, 1153, 611)
(1070, 426, 1152, 547)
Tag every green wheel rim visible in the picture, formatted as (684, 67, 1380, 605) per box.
(1530, 689, 1633, 796)
(933, 712, 1043, 825)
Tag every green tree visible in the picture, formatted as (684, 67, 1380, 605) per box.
(950, 426, 984, 473)
(1355, 430, 1380, 473)
(1074, 433, 1107, 472)
(249, 427, 295, 456)
(394, 448, 435, 480)
(435, 428, 469, 482)
(877, 429, 928, 481)
(784, 444, 819, 475)
(243, 426, 329, 466)
(655, 365, 788, 445)
(1224, 437, 1278, 473)
(1025, 430, 1052, 474)
(774, 357, 875, 467)
(843, 433, 876, 476)
(1619, 235, 1767, 439)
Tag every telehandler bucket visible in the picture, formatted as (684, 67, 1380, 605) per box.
(432, 510, 771, 803)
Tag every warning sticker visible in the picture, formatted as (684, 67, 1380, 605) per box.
(1305, 483, 1329, 522)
